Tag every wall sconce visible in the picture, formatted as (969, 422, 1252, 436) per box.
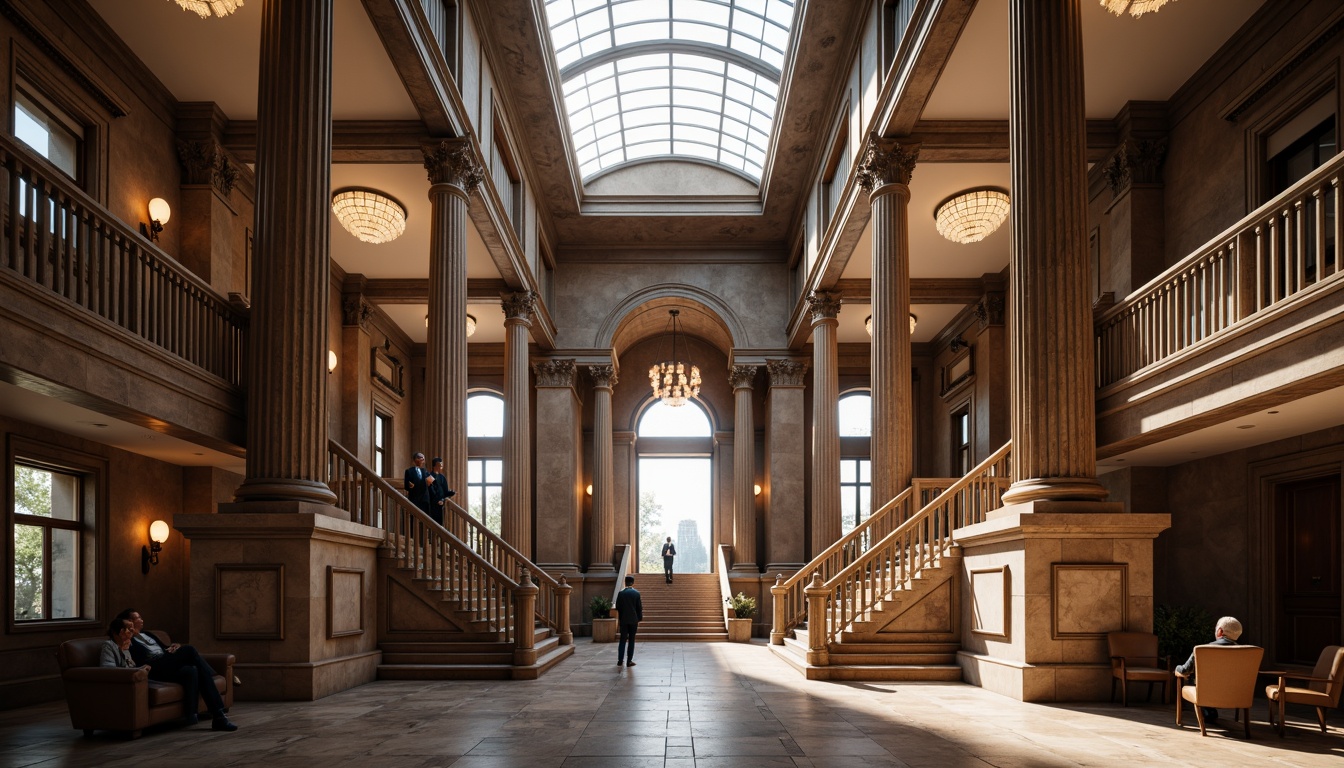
(466, 314, 477, 337)
(950, 335, 968, 353)
(753, 484, 762, 496)
(585, 484, 593, 496)
(141, 198, 171, 242)
(864, 314, 919, 336)
(141, 520, 169, 574)
(328, 350, 338, 374)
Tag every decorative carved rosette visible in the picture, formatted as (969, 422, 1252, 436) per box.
(423, 138, 485, 193)
(766, 359, 808, 386)
(176, 139, 237, 196)
(806, 290, 843, 323)
(728, 365, 758, 390)
(532, 359, 577, 387)
(502, 290, 538, 322)
(340, 296, 374, 329)
(588, 364, 618, 389)
(856, 133, 918, 192)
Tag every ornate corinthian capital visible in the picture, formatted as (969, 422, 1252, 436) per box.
(856, 133, 919, 192)
(533, 359, 577, 387)
(728, 365, 758, 390)
(423, 139, 484, 192)
(766, 360, 808, 386)
(176, 139, 237, 196)
(502, 291, 538, 321)
(806, 290, 843, 322)
(588, 364, 618, 389)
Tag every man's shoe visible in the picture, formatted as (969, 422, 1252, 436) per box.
(626, 661, 636, 667)
(616, 661, 624, 666)
(211, 716, 238, 732)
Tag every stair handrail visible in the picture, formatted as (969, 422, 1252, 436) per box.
(435, 492, 570, 638)
(813, 442, 1012, 650)
(611, 544, 631, 604)
(326, 440, 518, 641)
(770, 477, 958, 642)
(717, 544, 732, 632)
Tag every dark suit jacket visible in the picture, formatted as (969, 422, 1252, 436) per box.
(427, 471, 455, 507)
(614, 587, 643, 626)
(404, 465, 430, 510)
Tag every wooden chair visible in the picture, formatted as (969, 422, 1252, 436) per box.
(1108, 631, 1171, 706)
(1265, 645, 1344, 736)
(1175, 644, 1264, 738)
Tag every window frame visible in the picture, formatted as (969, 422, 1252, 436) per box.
(951, 403, 972, 477)
(7, 436, 105, 634)
(10, 45, 110, 201)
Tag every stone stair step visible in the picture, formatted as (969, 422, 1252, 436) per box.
(377, 663, 514, 681)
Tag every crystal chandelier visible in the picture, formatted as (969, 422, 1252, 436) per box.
(1100, 0, 1173, 18)
(170, 0, 243, 18)
(331, 188, 407, 244)
(935, 188, 1011, 244)
(649, 309, 701, 407)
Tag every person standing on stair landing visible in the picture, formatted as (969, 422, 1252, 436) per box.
(615, 575, 642, 667)
(661, 537, 677, 584)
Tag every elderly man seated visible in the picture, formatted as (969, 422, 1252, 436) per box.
(1175, 615, 1243, 723)
(114, 608, 237, 732)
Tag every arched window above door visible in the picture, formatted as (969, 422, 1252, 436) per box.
(838, 391, 871, 437)
(467, 392, 504, 437)
(638, 399, 712, 437)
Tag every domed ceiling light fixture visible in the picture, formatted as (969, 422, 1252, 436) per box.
(935, 188, 1010, 244)
(649, 309, 701, 407)
(865, 314, 918, 336)
(170, 0, 243, 19)
(1100, 0, 1174, 18)
(331, 187, 407, 244)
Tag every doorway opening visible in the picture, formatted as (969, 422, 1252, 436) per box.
(635, 399, 714, 574)
(1274, 473, 1341, 665)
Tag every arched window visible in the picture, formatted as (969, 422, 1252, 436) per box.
(466, 392, 504, 534)
(838, 391, 871, 534)
(635, 399, 713, 575)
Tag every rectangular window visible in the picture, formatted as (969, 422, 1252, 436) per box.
(466, 457, 503, 536)
(13, 85, 82, 180)
(952, 409, 971, 476)
(13, 462, 89, 622)
(818, 120, 848, 238)
(840, 458, 871, 535)
(491, 117, 524, 239)
(374, 412, 392, 477)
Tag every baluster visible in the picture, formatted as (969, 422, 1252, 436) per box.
(1313, 187, 1325, 285)
(1333, 177, 1342, 276)
(1294, 200, 1305, 293)
(6, 165, 20, 273)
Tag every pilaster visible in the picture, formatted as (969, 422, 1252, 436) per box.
(533, 359, 582, 572)
(764, 359, 807, 572)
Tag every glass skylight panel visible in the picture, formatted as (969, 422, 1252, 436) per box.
(543, 0, 795, 182)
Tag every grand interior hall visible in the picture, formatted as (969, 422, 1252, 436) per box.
(1, 0, 1343, 762)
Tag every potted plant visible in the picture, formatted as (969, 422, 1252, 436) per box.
(590, 595, 617, 643)
(725, 592, 756, 642)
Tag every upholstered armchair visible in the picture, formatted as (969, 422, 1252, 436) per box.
(57, 630, 234, 738)
(1175, 644, 1264, 737)
(1265, 645, 1344, 736)
(1108, 631, 1171, 706)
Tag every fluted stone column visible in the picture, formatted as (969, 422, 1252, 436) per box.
(423, 139, 483, 497)
(588, 364, 618, 571)
(807, 291, 842, 555)
(234, 0, 336, 505)
(1001, 0, 1106, 504)
(502, 291, 536, 556)
(729, 365, 758, 572)
(857, 135, 918, 505)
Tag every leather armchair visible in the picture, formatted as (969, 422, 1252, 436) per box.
(1266, 645, 1344, 736)
(1108, 631, 1171, 706)
(57, 630, 234, 738)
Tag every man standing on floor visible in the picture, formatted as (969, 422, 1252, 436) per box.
(403, 452, 433, 517)
(615, 575, 642, 667)
(661, 537, 677, 584)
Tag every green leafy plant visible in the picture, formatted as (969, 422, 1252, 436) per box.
(1154, 604, 1213, 662)
(726, 592, 757, 619)
(590, 595, 612, 619)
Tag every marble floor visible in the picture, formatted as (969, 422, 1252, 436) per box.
(2, 640, 1341, 767)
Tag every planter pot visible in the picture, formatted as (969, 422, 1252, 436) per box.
(592, 617, 617, 643)
(727, 617, 753, 642)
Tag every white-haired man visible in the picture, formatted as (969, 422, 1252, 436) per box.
(1175, 616, 1243, 723)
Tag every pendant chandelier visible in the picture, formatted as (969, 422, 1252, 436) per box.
(170, 0, 243, 18)
(1100, 0, 1174, 18)
(649, 309, 701, 407)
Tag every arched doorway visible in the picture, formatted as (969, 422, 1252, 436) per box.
(635, 399, 714, 574)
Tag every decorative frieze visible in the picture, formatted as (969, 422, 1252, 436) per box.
(856, 133, 919, 192)
(766, 360, 807, 387)
(533, 359, 577, 387)
(423, 139, 485, 192)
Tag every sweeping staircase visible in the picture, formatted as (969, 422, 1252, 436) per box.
(770, 443, 1012, 680)
(327, 441, 574, 680)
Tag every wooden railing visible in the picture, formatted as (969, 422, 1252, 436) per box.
(1096, 149, 1344, 387)
(718, 544, 733, 631)
(327, 441, 572, 645)
(0, 134, 247, 386)
(810, 442, 1012, 651)
(770, 477, 955, 644)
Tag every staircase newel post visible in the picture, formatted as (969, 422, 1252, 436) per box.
(770, 574, 787, 646)
(513, 567, 539, 666)
(804, 572, 829, 666)
(556, 575, 573, 645)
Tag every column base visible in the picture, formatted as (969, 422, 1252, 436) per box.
(730, 564, 759, 574)
(586, 564, 616, 573)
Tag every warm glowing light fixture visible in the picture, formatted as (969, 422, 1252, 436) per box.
(327, 350, 338, 373)
(143, 198, 171, 242)
(935, 188, 1010, 244)
(1100, 0, 1174, 18)
(649, 309, 701, 407)
(170, 0, 243, 18)
(864, 314, 918, 336)
(142, 520, 170, 574)
(331, 187, 407, 244)
(465, 314, 477, 337)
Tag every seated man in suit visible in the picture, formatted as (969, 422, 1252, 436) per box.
(425, 456, 456, 526)
(1175, 615, 1243, 723)
(115, 608, 237, 732)
(403, 452, 434, 516)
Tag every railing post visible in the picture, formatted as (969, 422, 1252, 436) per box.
(770, 573, 787, 645)
(555, 575, 573, 645)
(804, 572, 829, 666)
(513, 567, 539, 666)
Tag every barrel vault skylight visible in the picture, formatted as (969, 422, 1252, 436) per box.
(543, 0, 796, 183)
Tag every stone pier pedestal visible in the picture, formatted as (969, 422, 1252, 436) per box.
(954, 502, 1169, 702)
(176, 506, 384, 701)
